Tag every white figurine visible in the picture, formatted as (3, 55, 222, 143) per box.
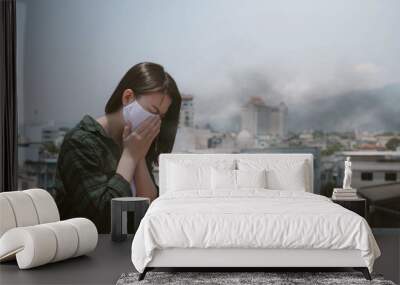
(342, 156, 352, 189)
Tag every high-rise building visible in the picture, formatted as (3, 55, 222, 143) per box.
(277, 102, 288, 137)
(179, 94, 194, 128)
(240, 96, 288, 138)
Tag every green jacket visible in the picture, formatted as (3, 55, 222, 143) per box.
(54, 115, 158, 233)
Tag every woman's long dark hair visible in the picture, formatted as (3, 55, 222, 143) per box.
(105, 62, 181, 167)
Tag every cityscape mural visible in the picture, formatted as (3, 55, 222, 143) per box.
(16, 0, 400, 228)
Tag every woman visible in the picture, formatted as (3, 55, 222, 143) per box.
(54, 62, 181, 233)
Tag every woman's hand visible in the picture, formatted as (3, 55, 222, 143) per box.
(116, 115, 161, 183)
(122, 115, 161, 163)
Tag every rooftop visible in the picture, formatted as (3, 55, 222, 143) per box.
(246, 96, 266, 107)
(358, 182, 400, 205)
(182, 94, 194, 100)
(340, 151, 400, 156)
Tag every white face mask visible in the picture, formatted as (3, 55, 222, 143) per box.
(122, 100, 157, 131)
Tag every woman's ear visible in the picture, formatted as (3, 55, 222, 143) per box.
(121, 89, 135, 106)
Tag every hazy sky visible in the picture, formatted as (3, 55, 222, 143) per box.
(17, 0, 400, 131)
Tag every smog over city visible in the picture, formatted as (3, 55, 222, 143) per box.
(18, 0, 400, 134)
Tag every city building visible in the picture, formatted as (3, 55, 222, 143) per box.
(17, 124, 69, 191)
(207, 132, 237, 149)
(236, 129, 255, 149)
(337, 151, 400, 189)
(23, 158, 58, 194)
(240, 96, 288, 138)
(179, 94, 194, 128)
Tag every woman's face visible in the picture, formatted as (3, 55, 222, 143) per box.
(123, 89, 172, 119)
(137, 92, 172, 119)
